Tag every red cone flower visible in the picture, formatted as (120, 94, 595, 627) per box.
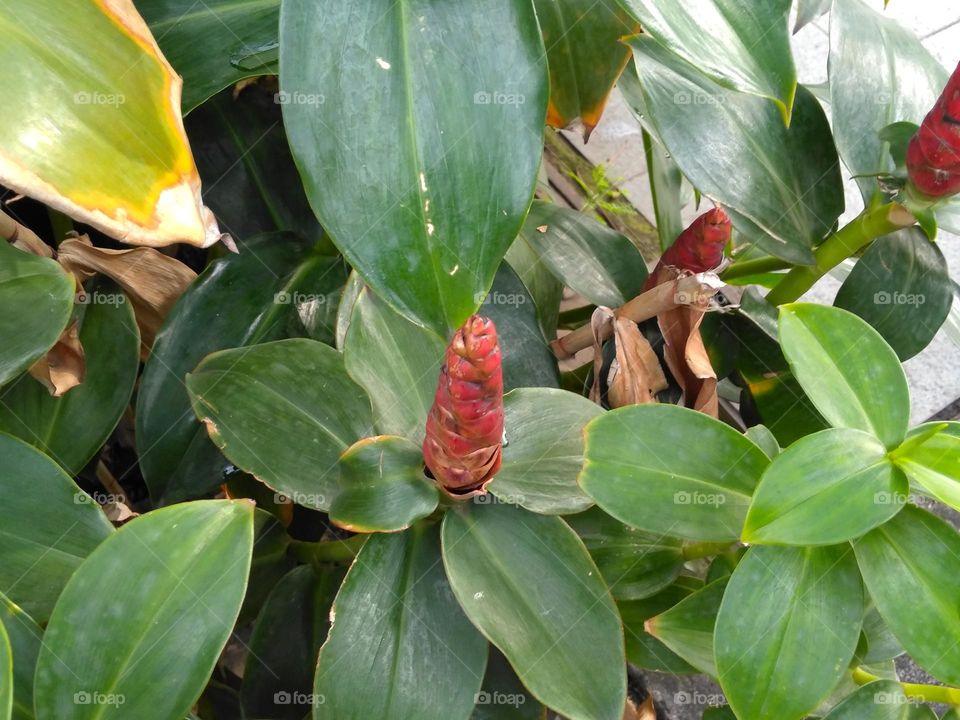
(423, 315, 504, 494)
(907, 62, 960, 199)
(643, 207, 731, 291)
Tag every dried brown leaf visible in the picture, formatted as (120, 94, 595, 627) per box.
(608, 316, 668, 408)
(28, 317, 85, 396)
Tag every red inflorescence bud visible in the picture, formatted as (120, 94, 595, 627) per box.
(907, 62, 960, 199)
(643, 207, 731, 291)
(423, 315, 504, 495)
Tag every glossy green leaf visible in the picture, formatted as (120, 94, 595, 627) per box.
(330, 436, 438, 533)
(471, 647, 543, 720)
(241, 564, 342, 720)
(834, 229, 952, 360)
(795, 0, 831, 32)
(579, 405, 769, 541)
(779, 303, 909, 448)
(0, 282, 138, 475)
(0, 243, 74, 387)
(854, 505, 960, 685)
(744, 428, 907, 545)
(620, 578, 701, 673)
(893, 422, 960, 512)
(314, 524, 486, 719)
(646, 577, 728, 676)
(518, 202, 648, 307)
(505, 231, 563, 341)
(0, 619, 10, 720)
(0, 1, 216, 246)
(702, 708, 737, 720)
(442, 502, 626, 720)
(187, 339, 373, 511)
(34, 500, 254, 720)
(139, 235, 348, 503)
(344, 287, 445, 443)
(280, 0, 547, 334)
(568, 507, 684, 600)
(619, 0, 796, 122)
(643, 129, 686, 251)
(628, 37, 842, 264)
(829, 0, 948, 203)
(821, 680, 908, 720)
(0, 594, 40, 720)
(859, 605, 905, 664)
(489, 388, 601, 514)
(335, 271, 365, 351)
(716, 545, 863, 720)
(0, 434, 114, 622)
(141, 0, 281, 112)
(744, 424, 780, 459)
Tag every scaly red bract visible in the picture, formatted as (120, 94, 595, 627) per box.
(423, 315, 504, 495)
(907, 62, 960, 199)
(642, 207, 731, 291)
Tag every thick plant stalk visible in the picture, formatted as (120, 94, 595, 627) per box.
(642, 206, 731, 291)
(423, 315, 504, 495)
(906, 62, 960, 199)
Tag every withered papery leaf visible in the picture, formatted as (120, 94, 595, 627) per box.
(608, 316, 668, 408)
(28, 317, 85, 396)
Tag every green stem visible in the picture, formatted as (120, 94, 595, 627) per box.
(765, 202, 915, 306)
(721, 256, 792, 281)
(289, 534, 367, 564)
(852, 666, 960, 706)
(682, 541, 735, 561)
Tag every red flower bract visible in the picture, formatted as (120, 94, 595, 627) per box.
(642, 207, 731, 291)
(423, 315, 504, 494)
(907, 62, 960, 199)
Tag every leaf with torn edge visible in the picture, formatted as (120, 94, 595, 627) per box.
(28, 318, 85, 397)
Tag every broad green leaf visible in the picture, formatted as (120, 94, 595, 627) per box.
(330, 436, 438, 533)
(34, 500, 254, 720)
(505, 232, 563, 341)
(619, 0, 796, 122)
(241, 565, 342, 720)
(0, 2, 217, 246)
(442, 502, 626, 720)
(859, 606, 904, 664)
(139, 235, 348, 504)
(795, 0, 831, 32)
(0, 594, 41, 720)
(517, 202, 648, 308)
(0, 282, 138, 475)
(471, 648, 543, 720)
(834, 229, 952, 360)
(567, 507, 684, 600)
(535, 0, 635, 136)
(0, 434, 114, 622)
(854, 505, 960, 685)
(743, 428, 907, 545)
(744, 424, 780, 459)
(703, 708, 737, 720)
(335, 272, 365, 351)
(579, 405, 769, 541)
(315, 524, 486, 719)
(716, 545, 863, 720)
(187, 339, 374, 511)
(0, 619, 10, 720)
(893, 422, 960, 512)
(829, 0, 948, 203)
(779, 304, 909, 448)
(620, 578, 701, 673)
(344, 287, 445, 443)
(481, 263, 560, 390)
(627, 37, 842, 264)
(280, 0, 547, 334)
(489, 388, 601, 515)
(185, 86, 325, 244)
(0, 243, 74, 387)
(141, 0, 281, 112)
(647, 577, 728, 676)
(643, 129, 685, 251)
(821, 680, 908, 720)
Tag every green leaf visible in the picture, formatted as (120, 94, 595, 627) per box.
(893, 422, 960, 512)
(330, 436, 438, 533)
(854, 505, 960, 685)
(344, 287, 445, 444)
(241, 565, 342, 720)
(0, 243, 73, 387)
(517, 202, 648, 307)
(280, 0, 547, 334)
(703, 708, 737, 720)
(647, 577, 728, 676)
(579, 405, 769, 541)
(834, 229, 952, 360)
(743, 428, 907, 545)
(442, 502, 626, 720)
(140, 237, 348, 504)
(0, 282, 138, 475)
(535, 0, 635, 135)
(141, 0, 281, 112)
(643, 129, 685, 251)
(489, 388, 601, 515)
(859, 605, 904, 664)
(829, 0, 948, 204)
(821, 680, 908, 720)
(627, 37, 842, 264)
(187, 339, 374, 511)
(619, 578, 701, 673)
(795, 0, 831, 32)
(619, 0, 796, 122)
(471, 648, 543, 720)
(314, 524, 487, 719)
(568, 507, 684, 600)
(34, 500, 254, 719)
(0, 618, 10, 720)
(716, 545, 863, 720)
(779, 303, 909, 448)
(744, 425, 780, 459)
(0, 434, 114, 622)
(505, 232, 563, 341)
(0, 1, 216, 246)
(0, 595, 41, 720)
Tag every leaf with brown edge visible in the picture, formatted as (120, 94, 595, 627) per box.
(28, 318, 85, 397)
(590, 306, 667, 407)
(656, 283, 718, 417)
